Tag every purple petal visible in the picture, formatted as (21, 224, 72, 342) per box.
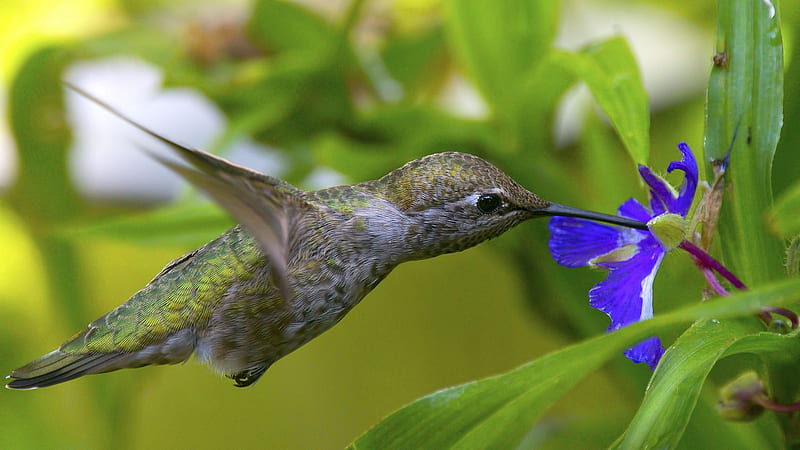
(617, 198, 652, 222)
(590, 239, 664, 329)
(548, 217, 622, 268)
(589, 236, 665, 367)
(666, 142, 699, 216)
(637, 165, 673, 215)
(624, 336, 664, 370)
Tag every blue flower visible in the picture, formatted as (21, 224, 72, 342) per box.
(548, 142, 698, 370)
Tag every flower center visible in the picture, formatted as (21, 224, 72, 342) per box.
(647, 213, 688, 251)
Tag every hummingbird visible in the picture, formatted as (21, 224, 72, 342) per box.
(5, 86, 648, 390)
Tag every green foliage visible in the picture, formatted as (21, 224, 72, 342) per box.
(7, 46, 81, 226)
(352, 280, 800, 449)
(769, 180, 800, 238)
(248, 0, 336, 55)
(614, 322, 800, 449)
(444, 0, 558, 118)
(552, 38, 650, 165)
(705, 0, 785, 285)
(2, 0, 799, 448)
(58, 203, 234, 248)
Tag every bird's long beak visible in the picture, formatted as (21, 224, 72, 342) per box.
(532, 203, 649, 230)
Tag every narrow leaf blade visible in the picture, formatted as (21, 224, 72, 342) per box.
(552, 37, 650, 165)
(704, 0, 785, 284)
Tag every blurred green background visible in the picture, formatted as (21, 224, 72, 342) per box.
(0, 0, 798, 448)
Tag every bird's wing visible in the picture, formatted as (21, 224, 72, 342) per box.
(67, 83, 312, 303)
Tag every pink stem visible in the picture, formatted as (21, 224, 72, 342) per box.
(698, 265, 731, 297)
(677, 240, 798, 329)
(760, 306, 800, 330)
(678, 240, 747, 290)
(754, 395, 800, 413)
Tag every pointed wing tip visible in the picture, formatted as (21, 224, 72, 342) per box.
(62, 80, 81, 94)
(63, 82, 210, 163)
(5, 380, 39, 391)
(66, 82, 278, 185)
(62, 82, 110, 110)
(5, 371, 42, 390)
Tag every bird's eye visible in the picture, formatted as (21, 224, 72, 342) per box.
(476, 193, 502, 214)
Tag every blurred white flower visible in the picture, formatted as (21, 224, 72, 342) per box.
(65, 57, 285, 204)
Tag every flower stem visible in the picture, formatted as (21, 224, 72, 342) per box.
(698, 265, 731, 297)
(678, 240, 747, 289)
(760, 306, 800, 330)
(754, 394, 800, 414)
(677, 240, 799, 329)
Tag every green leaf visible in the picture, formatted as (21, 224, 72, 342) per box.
(221, 54, 352, 146)
(349, 279, 800, 449)
(248, 0, 335, 54)
(381, 26, 447, 96)
(507, 50, 577, 158)
(680, 392, 782, 450)
(7, 46, 81, 226)
(613, 320, 800, 449)
(787, 238, 800, 279)
(552, 37, 650, 165)
(704, 0, 785, 284)
(5, 47, 95, 334)
(75, 28, 181, 72)
(772, 0, 800, 197)
(444, 0, 558, 114)
(57, 202, 234, 248)
(328, 104, 498, 179)
(767, 180, 800, 238)
(579, 113, 641, 211)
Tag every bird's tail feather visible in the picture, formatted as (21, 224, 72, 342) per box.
(5, 350, 124, 390)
